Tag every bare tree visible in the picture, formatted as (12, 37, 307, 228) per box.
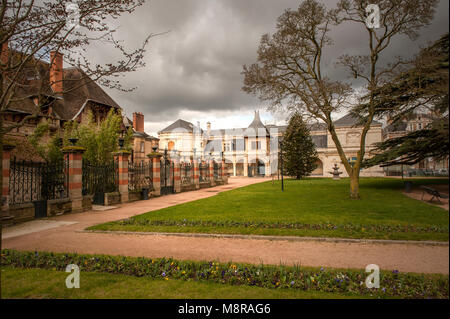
(0, 0, 155, 297)
(242, 0, 438, 199)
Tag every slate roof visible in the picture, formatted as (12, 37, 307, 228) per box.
(384, 122, 408, 133)
(4, 52, 122, 120)
(334, 113, 382, 127)
(159, 119, 203, 134)
(133, 130, 159, 140)
(52, 68, 121, 120)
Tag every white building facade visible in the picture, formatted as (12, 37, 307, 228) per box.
(158, 111, 384, 177)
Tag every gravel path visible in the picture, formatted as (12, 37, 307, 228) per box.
(3, 177, 449, 274)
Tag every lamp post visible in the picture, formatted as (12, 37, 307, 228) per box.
(118, 138, 124, 150)
(279, 141, 284, 192)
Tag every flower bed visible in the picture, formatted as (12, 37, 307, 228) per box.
(116, 218, 449, 234)
(2, 249, 448, 299)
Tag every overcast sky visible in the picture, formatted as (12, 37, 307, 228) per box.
(92, 0, 449, 136)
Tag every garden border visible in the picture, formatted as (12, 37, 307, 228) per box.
(79, 229, 450, 246)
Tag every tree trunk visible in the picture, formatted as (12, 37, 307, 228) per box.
(349, 170, 360, 200)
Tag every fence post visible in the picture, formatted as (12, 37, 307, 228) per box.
(222, 157, 228, 184)
(114, 151, 130, 203)
(209, 159, 216, 187)
(174, 158, 181, 193)
(2, 144, 14, 217)
(193, 159, 200, 190)
(148, 153, 162, 196)
(63, 146, 85, 213)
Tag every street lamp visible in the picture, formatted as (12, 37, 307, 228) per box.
(279, 141, 284, 192)
(118, 138, 124, 150)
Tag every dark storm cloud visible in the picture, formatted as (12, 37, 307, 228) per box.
(96, 0, 449, 124)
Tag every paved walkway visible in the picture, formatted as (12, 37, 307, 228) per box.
(3, 177, 449, 274)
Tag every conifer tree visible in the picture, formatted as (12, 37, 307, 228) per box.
(281, 113, 319, 179)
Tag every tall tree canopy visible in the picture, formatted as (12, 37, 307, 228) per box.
(363, 33, 449, 167)
(242, 0, 438, 199)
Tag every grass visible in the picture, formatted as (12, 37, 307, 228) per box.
(1, 267, 364, 299)
(90, 178, 449, 241)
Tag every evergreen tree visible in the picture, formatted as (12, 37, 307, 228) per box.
(281, 113, 319, 179)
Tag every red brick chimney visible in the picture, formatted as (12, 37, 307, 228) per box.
(50, 51, 63, 94)
(1, 41, 9, 66)
(133, 112, 144, 132)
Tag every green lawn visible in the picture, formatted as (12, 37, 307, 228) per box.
(1, 267, 364, 299)
(90, 178, 449, 241)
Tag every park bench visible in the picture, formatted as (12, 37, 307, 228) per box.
(420, 186, 449, 204)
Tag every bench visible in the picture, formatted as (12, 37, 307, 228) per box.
(420, 186, 449, 204)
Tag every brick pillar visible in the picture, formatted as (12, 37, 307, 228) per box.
(193, 159, 200, 190)
(173, 158, 181, 193)
(114, 151, 130, 203)
(209, 159, 216, 187)
(148, 153, 162, 196)
(2, 144, 14, 214)
(63, 147, 85, 213)
(222, 158, 228, 184)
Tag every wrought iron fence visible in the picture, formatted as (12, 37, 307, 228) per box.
(82, 159, 118, 196)
(213, 161, 222, 181)
(128, 161, 153, 191)
(199, 161, 210, 183)
(9, 158, 69, 205)
(181, 162, 193, 185)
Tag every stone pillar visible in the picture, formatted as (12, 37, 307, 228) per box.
(114, 151, 130, 203)
(193, 159, 200, 190)
(209, 159, 215, 187)
(63, 147, 85, 213)
(174, 158, 181, 193)
(244, 155, 248, 177)
(232, 160, 236, 177)
(148, 153, 162, 196)
(265, 162, 271, 177)
(2, 144, 14, 214)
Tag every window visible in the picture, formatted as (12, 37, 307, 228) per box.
(140, 142, 145, 152)
(251, 141, 261, 150)
(418, 123, 422, 129)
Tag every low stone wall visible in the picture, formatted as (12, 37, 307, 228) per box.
(47, 198, 72, 217)
(83, 195, 93, 212)
(199, 182, 211, 189)
(181, 184, 196, 192)
(129, 190, 142, 202)
(9, 203, 34, 224)
(105, 192, 121, 206)
(214, 180, 224, 186)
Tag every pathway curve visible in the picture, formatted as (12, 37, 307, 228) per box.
(3, 177, 449, 274)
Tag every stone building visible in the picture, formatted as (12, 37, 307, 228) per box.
(158, 111, 384, 177)
(383, 113, 449, 174)
(1, 43, 158, 163)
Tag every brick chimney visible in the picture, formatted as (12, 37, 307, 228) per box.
(133, 112, 144, 132)
(1, 41, 9, 66)
(49, 51, 63, 94)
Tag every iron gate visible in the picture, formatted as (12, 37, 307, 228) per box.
(9, 158, 69, 218)
(160, 154, 174, 195)
(82, 159, 118, 205)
